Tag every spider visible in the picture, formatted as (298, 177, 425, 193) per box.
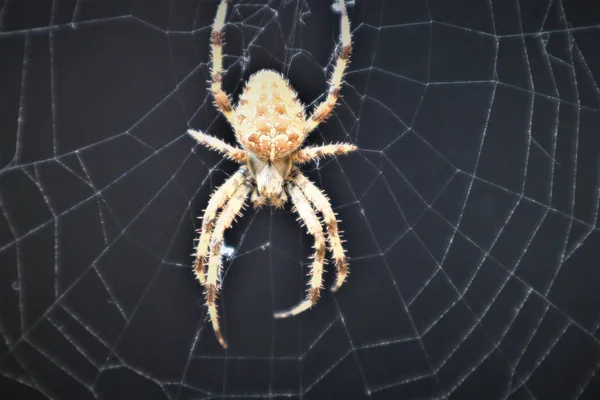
(189, 0, 355, 349)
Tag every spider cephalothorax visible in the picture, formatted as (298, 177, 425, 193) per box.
(189, 0, 355, 348)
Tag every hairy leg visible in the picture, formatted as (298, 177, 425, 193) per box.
(292, 143, 357, 164)
(188, 129, 246, 162)
(274, 182, 327, 319)
(293, 172, 349, 291)
(210, 0, 235, 125)
(304, 0, 352, 134)
(193, 168, 247, 285)
(205, 182, 251, 348)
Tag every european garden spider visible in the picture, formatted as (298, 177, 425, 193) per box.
(189, 0, 355, 348)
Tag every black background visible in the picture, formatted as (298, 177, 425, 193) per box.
(1, 0, 600, 399)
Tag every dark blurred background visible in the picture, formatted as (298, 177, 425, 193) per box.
(1, 0, 600, 399)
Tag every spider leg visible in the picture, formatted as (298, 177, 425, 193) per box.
(188, 129, 247, 163)
(304, 0, 352, 134)
(193, 168, 248, 285)
(206, 182, 252, 348)
(274, 182, 327, 319)
(291, 143, 357, 164)
(210, 0, 236, 125)
(293, 172, 349, 291)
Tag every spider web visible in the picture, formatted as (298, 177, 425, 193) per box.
(1, 0, 600, 398)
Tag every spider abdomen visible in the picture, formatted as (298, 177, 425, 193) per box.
(234, 70, 306, 160)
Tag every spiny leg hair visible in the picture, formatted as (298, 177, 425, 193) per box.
(293, 172, 349, 291)
(292, 143, 357, 164)
(193, 168, 247, 285)
(188, 129, 247, 162)
(210, 0, 235, 125)
(274, 182, 327, 319)
(206, 182, 252, 348)
(304, 0, 352, 134)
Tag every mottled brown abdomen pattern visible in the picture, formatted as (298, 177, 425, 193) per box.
(234, 70, 306, 160)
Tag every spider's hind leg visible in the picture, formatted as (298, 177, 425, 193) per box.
(210, 0, 236, 125)
(304, 0, 352, 134)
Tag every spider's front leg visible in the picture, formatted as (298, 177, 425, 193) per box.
(292, 172, 350, 291)
(274, 183, 327, 319)
(205, 182, 252, 348)
(193, 167, 247, 285)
